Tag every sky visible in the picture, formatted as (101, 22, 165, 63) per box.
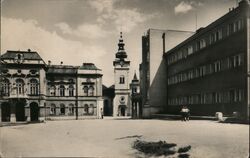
(1, 0, 237, 86)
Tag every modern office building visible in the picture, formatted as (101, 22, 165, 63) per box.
(0, 50, 103, 123)
(140, 29, 194, 118)
(164, 0, 250, 119)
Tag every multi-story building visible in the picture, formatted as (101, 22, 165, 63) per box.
(140, 29, 194, 118)
(164, 0, 250, 119)
(0, 50, 103, 123)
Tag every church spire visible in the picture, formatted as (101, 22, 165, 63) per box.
(116, 32, 127, 60)
(132, 71, 139, 82)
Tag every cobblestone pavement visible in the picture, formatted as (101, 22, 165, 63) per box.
(0, 119, 249, 158)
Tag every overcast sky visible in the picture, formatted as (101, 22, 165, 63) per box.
(1, 0, 236, 86)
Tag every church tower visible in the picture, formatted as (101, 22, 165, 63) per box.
(113, 32, 131, 117)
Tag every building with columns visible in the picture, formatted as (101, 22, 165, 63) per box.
(113, 32, 131, 117)
(0, 50, 103, 123)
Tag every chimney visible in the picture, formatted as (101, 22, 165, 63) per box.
(162, 33, 166, 54)
(27, 49, 31, 52)
(48, 60, 51, 65)
(60, 61, 63, 65)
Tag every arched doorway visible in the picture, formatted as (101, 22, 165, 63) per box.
(16, 102, 26, 121)
(30, 102, 39, 121)
(1, 102, 10, 122)
(119, 105, 126, 116)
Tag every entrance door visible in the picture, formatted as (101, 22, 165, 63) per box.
(30, 102, 39, 121)
(1, 102, 10, 122)
(104, 100, 109, 116)
(16, 102, 25, 121)
(120, 106, 126, 116)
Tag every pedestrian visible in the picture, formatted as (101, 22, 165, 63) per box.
(180, 106, 190, 121)
(185, 106, 190, 121)
(180, 106, 186, 121)
(101, 108, 104, 119)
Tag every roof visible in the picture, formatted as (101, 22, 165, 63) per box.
(165, 1, 250, 56)
(47, 65, 77, 74)
(132, 72, 139, 81)
(1, 50, 43, 60)
(79, 63, 100, 70)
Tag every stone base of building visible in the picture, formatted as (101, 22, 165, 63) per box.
(142, 105, 162, 118)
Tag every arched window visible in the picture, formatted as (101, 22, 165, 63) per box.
(84, 104, 89, 114)
(68, 104, 74, 115)
(50, 104, 56, 115)
(50, 85, 56, 96)
(119, 75, 125, 84)
(30, 79, 38, 95)
(69, 85, 74, 96)
(60, 104, 65, 115)
(2, 79, 10, 96)
(59, 85, 65, 96)
(88, 86, 94, 96)
(89, 104, 94, 115)
(16, 79, 24, 95)
(83, 86, 88, 96)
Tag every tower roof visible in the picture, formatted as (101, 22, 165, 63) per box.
(132, 72, 139, 82)
(115, 32, 127, 60)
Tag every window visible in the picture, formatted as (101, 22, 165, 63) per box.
(89, 104, 94, 115)
(68, 104, 74, 115)
(59, 85, 65, 96)
(120, 75, 125, 84)
(50, 104, 56, 115)
(50, 85, 56, 96)
(30, 79, 38, 95)
(88, 86, 94, 96)
(214, 61, 221, 72)
(16, 79, 24, 95)
(132, 87, 137, 93)
(187, 45, 193, 55)
(69, 85, 74, 96)
(83, 86, 88, 96)
(84, 104, 89, 114)
(60, 104, 65, 115)
(2, 79, 9, 96)
(200, 39, 206, 49)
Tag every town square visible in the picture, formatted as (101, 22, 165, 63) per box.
(0, 0, 249, 157)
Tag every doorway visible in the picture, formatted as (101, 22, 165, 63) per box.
(30, 102, 39, 121)
(16, 102, 26, 121)
(1, 102, 10, 122)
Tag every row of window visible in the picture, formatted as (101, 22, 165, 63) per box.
(49, 85, 95, 97)
(49, 104, 95, 116)
(1, 78, 39, 96)
(49, 85, 75, 96)
(168, 53, 243, 85)
(167, 19, 243, 65)
(168, 89, 244, 106)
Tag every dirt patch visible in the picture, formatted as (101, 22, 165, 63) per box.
(133, 139, 191, 157)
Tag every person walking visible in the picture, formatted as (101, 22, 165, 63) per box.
(180, 106, 190, 121)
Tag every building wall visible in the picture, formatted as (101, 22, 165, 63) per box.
(165, 1, 250, 118)
(113, 64, 131, 117)
(246, 5, 250, 120)
(141, 29, 194, 118)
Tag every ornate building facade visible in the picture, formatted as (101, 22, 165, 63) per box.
(0, 50, 103, 123)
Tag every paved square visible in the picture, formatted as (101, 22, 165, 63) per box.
(0, 119, 249, 158)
